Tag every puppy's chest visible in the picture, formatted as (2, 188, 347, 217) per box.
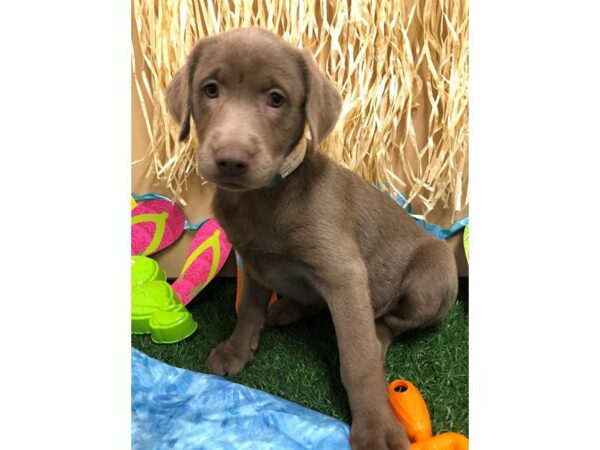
(219, 211, 284, 253)
(215, 198, 292, 253)
(221, 214, 311, 295)
(241, 250, 318, 300)
(214, 198, 315, 295)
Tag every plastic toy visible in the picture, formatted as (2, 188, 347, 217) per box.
(131, 255, 166, 286)
(131, 198, 186, 256)
(131, 281, 179, 333)
(388, 379, 468, 450)
(131, 255, 198, 343)
(148, 304, 198, 344)
(172, 218, 232, 305)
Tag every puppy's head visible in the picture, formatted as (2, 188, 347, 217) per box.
(166, 28, 341, 191)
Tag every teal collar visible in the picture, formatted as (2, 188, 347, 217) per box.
(267, 137, 307, 188)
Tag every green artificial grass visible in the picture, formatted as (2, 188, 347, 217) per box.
(132, 277, 469, 436)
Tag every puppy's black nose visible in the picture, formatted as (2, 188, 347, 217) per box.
(216, 158, 248, 176)
(215, 147, 249, 176)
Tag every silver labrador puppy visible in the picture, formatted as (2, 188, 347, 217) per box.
(166, 28, 458, 450)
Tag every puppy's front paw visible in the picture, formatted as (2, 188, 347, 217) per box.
(207, 339, 254, 376)
(350, 415, 410, 450)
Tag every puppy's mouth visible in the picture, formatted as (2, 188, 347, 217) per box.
(208, 173, 257, 191)
(214, 178, 275, 191)
(197, 160, 278, 191)
(207, 171, 277, 192)
(198, 167, 251, 191)
(217, 180, 248, 191)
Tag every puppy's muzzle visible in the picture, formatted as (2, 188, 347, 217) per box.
(215, 145, 250, 176)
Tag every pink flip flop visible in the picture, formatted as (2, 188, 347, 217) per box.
(131, 199, 186, 256)
(172, 218, 233, 305)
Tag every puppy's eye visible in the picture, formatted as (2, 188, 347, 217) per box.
(267, 92, 285, 108)
(204, 83, 219, 98)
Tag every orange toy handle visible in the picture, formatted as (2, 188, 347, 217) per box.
(410, 432, 469, 450)
(388, 380, 433, 443)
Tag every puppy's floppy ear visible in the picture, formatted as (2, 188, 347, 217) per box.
(165, 44, 203, 142)
(300, 49, 342, 144)
(166, 63, 192, 141)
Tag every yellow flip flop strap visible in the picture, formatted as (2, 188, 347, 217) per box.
(179, 229, 222, 292)
(131, 212, 168, 256)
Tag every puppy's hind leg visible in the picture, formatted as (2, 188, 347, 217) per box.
(377, 239, 458, 355)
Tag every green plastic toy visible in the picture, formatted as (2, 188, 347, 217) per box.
(131, 255, 166, 286)
(149, 305, 197, 344)
(131, 256, 198, 343)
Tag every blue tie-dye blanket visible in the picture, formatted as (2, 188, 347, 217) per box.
(132, 348, 351, 449)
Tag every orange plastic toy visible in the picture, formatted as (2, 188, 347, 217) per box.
(388, 380, 469, 450)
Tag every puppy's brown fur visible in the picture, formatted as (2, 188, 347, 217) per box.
(167, 28, 458, 450)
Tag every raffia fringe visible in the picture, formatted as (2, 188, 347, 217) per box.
(132, 0, 468, 225)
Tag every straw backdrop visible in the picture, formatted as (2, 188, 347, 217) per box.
(132, 0, 468, 227)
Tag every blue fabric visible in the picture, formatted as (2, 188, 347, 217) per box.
(388, 189, 469, 240)
(132, 348, 351, 450)
(412, 215, 469, 241)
